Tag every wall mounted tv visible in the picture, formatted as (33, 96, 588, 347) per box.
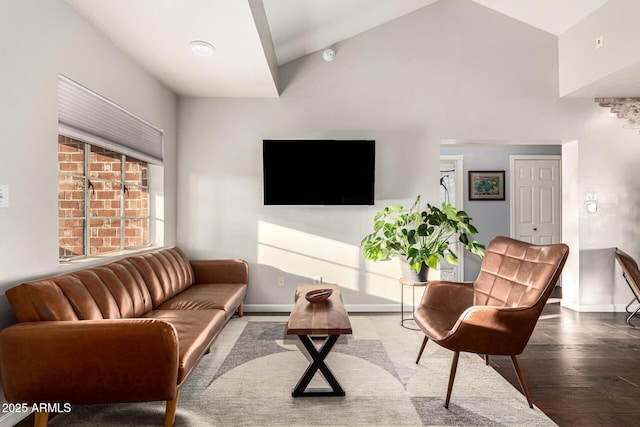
(263, 139, 375, 205)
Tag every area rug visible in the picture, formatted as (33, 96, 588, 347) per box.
(49, 316, 556, 426)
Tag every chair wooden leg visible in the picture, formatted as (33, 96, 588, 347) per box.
(415, 336, 428, 364)
(511, 355, 533, 408)
(237, 303, 244, 317)
(485, 354, 489, 365)
(164, 391, 180, 427)
(34, 412, 49, 427)
(445, 351, 460, 409)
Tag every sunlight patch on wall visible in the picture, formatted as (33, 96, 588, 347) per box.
(366, 279, 401, 302)
(363, 258, 403, 302)
(258, 221, 359, 265)
(362, 258, 440, 303)
(257, 221, 360, 290)
(258, 244, 359, 290)
(257, 221, 431, 302)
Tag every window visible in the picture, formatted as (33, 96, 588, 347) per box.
(57, 75, 163, 261)
(58, 136, 150, 259)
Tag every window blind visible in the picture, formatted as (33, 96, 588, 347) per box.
(57, 75, 164, 165)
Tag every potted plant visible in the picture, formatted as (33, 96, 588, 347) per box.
(361, 195, 485, 281)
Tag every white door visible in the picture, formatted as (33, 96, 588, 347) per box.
(440, 156, 464, 281)
(511, 157, 561, 244)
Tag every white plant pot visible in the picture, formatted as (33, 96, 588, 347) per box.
(400, 259, 430, 282)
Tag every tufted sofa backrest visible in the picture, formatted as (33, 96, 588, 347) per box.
(6, 247, 194, 322)
(473, 236, 569, 309)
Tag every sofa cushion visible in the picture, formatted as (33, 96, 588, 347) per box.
(93, 260, 154, 317)
(157, 283, 247, 320)
(6, 258, 153, 322)
(143, 309, 225, 384)
(128, 248, 195, 307)
(6, 281, 79, 322)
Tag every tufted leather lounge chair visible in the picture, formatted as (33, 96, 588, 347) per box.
(413, 236, 569, 409)
(614, 248, 640, 327)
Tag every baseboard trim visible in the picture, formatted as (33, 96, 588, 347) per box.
(561, 299, 628, 312)
(243, 304, 400, 313)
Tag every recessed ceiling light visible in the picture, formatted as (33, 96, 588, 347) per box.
(189, 40, 215, 57)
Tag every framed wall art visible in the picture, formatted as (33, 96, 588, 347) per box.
(468, 170, 505, 201)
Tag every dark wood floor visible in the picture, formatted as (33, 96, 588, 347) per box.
(489, 297, 640, 426)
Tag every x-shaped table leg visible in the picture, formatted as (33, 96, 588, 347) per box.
(292, 334, 345, 397)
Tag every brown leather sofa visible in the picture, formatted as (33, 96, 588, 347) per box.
(0, 247, 248, 427)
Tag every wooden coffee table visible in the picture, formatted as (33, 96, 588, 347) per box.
(287, 284, 352, 397)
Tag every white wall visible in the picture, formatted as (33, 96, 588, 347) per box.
(0, 0, 178, 328)
(561, 141, 581, 311)
(559, 0, 640, 96)
(177, 0, 640, 312)
(575, 101, 640, 311)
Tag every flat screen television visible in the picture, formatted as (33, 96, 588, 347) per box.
(263, 139, 375, 205)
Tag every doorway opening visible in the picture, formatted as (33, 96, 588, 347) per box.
(440, 144, 563, 282)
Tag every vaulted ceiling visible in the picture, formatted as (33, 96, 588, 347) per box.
(65, 0, 610, 98)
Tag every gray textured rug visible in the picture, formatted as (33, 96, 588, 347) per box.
(49, 316, 556, 426)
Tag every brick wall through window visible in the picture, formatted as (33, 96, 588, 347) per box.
(58, 135, 149, 259)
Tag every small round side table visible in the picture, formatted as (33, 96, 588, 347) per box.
(400, 277, 428, 330)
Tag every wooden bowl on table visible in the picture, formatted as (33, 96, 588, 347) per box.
(305, 288, 333, 303)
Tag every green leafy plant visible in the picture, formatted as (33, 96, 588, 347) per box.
(361, 195, 485, 272)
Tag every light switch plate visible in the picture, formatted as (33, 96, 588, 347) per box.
(595, 35, 603, 50)
(0, 184, 8, 208)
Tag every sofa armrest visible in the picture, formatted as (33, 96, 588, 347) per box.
(0, 319, 179, 405)
(191, 259, 248, 284)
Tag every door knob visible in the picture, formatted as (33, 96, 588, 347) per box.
(533, 228, 538, 231)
